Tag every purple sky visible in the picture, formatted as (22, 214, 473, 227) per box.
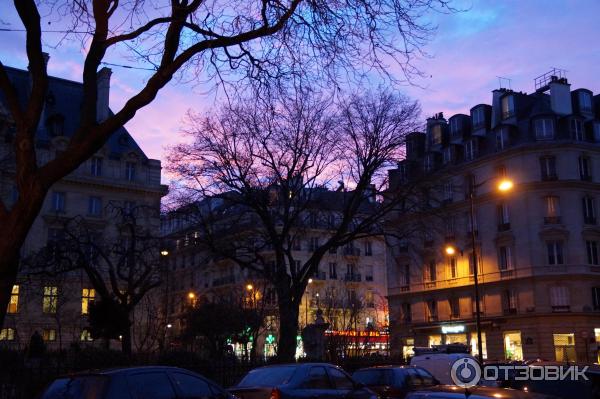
(1, 1, 599, 162)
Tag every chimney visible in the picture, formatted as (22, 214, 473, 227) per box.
(96, 67, 112, 122)
(549, 78, 572, 115)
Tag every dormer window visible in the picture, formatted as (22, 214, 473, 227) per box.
(424, 154, 435, 172)
(495, 127, 509, 151)
(535, 118, 554, 140)
(465, 139, 478, 161)
(472, 107, 485, 128)
(571, 119, 584, 141)
(594, 122, 600, 142)
(431, 124, 442, 146)
(442, 147, 453, 165)
(580, 91, 593, 112)
(501, 95, 515, 119)
(46, 114, 65, 137)
(450, 118, 461, 137)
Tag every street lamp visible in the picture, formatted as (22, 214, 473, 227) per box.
(305, 278, 313, 326)
(468, 176, 513, 363)
(160, 250, 169, 256)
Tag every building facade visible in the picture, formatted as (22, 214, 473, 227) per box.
(0, 60, 167, 350)
(161, 201, 389, 359)
(387, 71, 600, 363)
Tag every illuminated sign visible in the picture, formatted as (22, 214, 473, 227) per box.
(441, 325, 465, 334)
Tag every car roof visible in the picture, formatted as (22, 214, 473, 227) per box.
(354, 365, 420, 371)
(408, 385, 546, 398)
(62, 366, 194, 377)
(251, 363, 339, 370)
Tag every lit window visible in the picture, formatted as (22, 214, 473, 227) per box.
(0, 328, 15, 341)
(42, 329, 56, 341)
(81, 288, 95, 315)
(553, 333, 576, 362)
(535, 119, 554, 139)
(7, 285, 19, 314)
(90, 157, 103, 177)
(80, 329, 94, 342)
(448, 257, 458, 279)
(546, 241, 564, 265)
(42, 286, 58, 314)
(502, 95, 515, 119)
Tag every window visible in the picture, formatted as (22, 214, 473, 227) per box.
(503, 289, 517, 314)
(554, 333, 576, 362)
(88, 196, 102, 216)
(450, 117, 461, 137)
(571, 119, 584, 141)
(364, 265, 374, 281)
(546, 241, 564, 265)
(464, 140, 478, 161)
(51, 192, 65, 212)
(498, 246, 513, 270)
(124, 200, 136, 215)
(128, 372, 176, 399)
(583, 196, 597, 224)
(81, 288, 95, 315)
(539, 156, 557, 180)
(308, 237, 319, 252)
(43, 286, 58, 314)
(495, 127, 509, 150)
(401, 303, 411, 322)
(426, 300, 437, 321)
(7, 285, 19, 314)
(501, 95, 515, 119)
(497, 202, 510, 231)
(443, 183, 453, 203)
(593, 287, 600, 310)
(587, 241, 599, 265)
(400, 264, 410, 286)
(0, 328, 15, 341)
(472, 107, 485, 128)
(81, 329, 93, 341)
(327, 367, 354, 390)
(579, 156, 592, 181)
(469, 253, 481, 275)
(544, 195, 560, 224)
(43, 329, 56, 341)
(425, 261, 436, 282)
(550, 286, 570, 311)
(328, 262, 337, 279)
(535, 118, 555, 139)
(431, 124, 442, 146)
(471, 295, 484, 316)
(449, 297, 460, 318)
(365, 290, 374, 308)
(580, 91, 593, 112)
(292, 236, 302, 251)
(125, 162, 136, 181)
(424, 154, 435, 172)
(364, 241, 373, 256)
(171, 372, 213, 398)
(304, 367, 332, 389)
(504, 331, 523, 361)
(595, 123, 600, 142)
(448, 257, 458, 279)
(90, 157, 102, 176)
(465, 174, 476, 198)
(442, 147, 453, 164)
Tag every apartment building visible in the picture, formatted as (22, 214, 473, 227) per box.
(160, 192, 389, 359)
(0, 59, 167, 349)
(387, 70, 600, 363)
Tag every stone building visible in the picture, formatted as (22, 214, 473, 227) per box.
(387, 70, 600, 363)
(160, 192, 389, 359)
(0, 59, 167, 350)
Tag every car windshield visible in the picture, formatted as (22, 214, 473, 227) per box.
(353, 369, 394, 386)
(237, 366, 297, 387)
(40, 376, 108, 399)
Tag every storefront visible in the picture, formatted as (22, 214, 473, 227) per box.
(553, 333, 576, 362)
(424, 324, 488, 359)
(503, 331, 523, 361)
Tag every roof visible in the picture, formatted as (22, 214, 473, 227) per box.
(1, 66, 148, 161)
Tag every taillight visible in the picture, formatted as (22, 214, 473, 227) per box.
(269, 388, 281, 399)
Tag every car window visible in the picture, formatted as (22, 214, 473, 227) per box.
(303, 367, 333, 389)
(171, 372, 213, 399)
(128, 372, 176, 399)
(352, 369, 393, 386)
(414, 368, 437, 386)
(327, 368, 355, 390)
(405, 369, 424, 388)
(41, 376, 108, 399)
(237, 366, 297, 387)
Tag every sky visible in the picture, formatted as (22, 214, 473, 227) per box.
(1, 0, 599, 163)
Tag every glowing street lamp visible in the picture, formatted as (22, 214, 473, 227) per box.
(188, 292, 195, 300)
(308, 278, 313, 284)
(246, 283, 254, 291)
(497, 179, 514, 192)
(160, 250, 169, 256)
(444, 245, 457, 256)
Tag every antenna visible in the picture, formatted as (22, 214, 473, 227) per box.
(497, 76, 512, 90)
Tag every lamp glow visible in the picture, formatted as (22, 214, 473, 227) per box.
(445, 245, 456, 256)
(246, 284, 254, 291)
(188, 292, 195, 299)
(498, 179, 514, 192)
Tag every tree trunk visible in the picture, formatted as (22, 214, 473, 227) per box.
(276, 299, 300, 363)
(121, 318, 132, 359)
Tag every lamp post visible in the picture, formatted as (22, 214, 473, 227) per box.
(447, 177, 513, 364)
(305, 278, 313, 326)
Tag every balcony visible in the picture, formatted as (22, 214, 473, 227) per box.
(344, 273, 362, 282)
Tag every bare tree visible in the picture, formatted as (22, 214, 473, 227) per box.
(0, 0, 453, 327)
(166, 88, 424, 361)
(24, 205, 162, 356)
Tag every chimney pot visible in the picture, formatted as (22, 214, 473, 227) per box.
(97, 67, 112, 122)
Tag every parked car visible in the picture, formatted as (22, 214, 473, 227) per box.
(410, 349, 476, 385)
(38, 366, 235, 399)
(352, 365, 440, 399)
(229, 363, 377, 399)
(404, 385, 559, 398)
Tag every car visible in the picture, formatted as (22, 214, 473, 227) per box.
(229, 363, 377, 399)
(352, 365, 441, 399)
(410, 346, 476, 385)
(38, 366, 236, 399)
(403, 385, 559, 398)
